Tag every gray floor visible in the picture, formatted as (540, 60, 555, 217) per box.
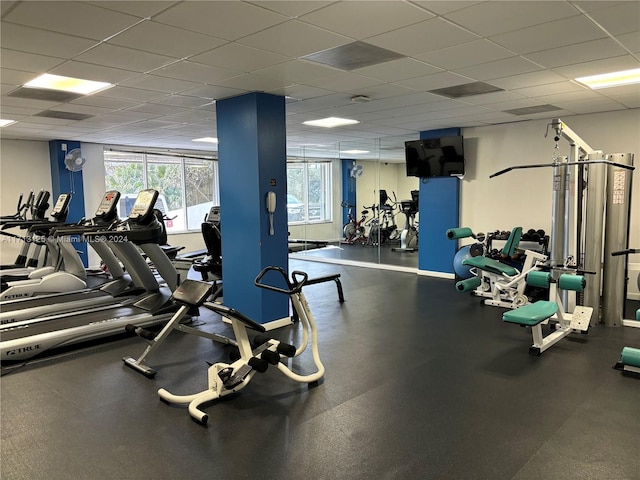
(2, 258, 640, 480)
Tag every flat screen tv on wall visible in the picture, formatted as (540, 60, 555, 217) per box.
(405, 136, 465, 178)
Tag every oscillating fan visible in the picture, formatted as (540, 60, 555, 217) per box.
(350, 164, 364, 178)
(64, 148, 87, 172)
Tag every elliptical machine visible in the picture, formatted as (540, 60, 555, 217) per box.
(392, 190, 419, 252)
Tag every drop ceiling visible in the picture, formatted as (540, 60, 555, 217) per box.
(1, 0, 638, 159)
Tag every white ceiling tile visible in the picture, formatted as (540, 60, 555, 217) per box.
(0, 104, 42, 116)
(285, 93, 352, 114)
(215, 73, 295, 93)
(0, 68, 40, 86)
(606, 93, 640, 108)
(572, 2, 630, 12)
(95, 86, 167, 102)
(0, 23, 99, 58)
(551, 98, 627, 114)
(396, 71, 475, 91)
(415, 40, 516, 70)
(0, 48, 65, 72)
(151, 61, 242, 84)
(190, 43, 290, 72)
(365, 17, 479, 56)
(70, 95, 140, 110)
(302, 73, 384, 93)
(490, 16, 608, 55)
(52, 104, 115, 116)
(587, 2, 640, 35)
(512, 81, 587, 98)
(524, 38, 628, 69)
(530, 90, 601, 106)
(108, 20, 227, 58)
(444, 1, 579, 37)
(267, 84, 334, 100)
(49, 61, 139, 84)
(299, 2, 433, 40)
(180, 85, 248, 101)
(4, 1, 140, 41)
(101, 110, 164, 121)
(247, 1, 333, 18)
(152, 95, 212, 108)
(411, 1, 484, 15)
(86, 1, 179, 18)
(119, 75, 202, 94)
(1, 94, 62, 110)
(237, 20, 352, 58)
(553, 55, 640, 79)
(124, 103, 189, 115)
(455, 57, 544, 81)
(255, 60, 339, 84)
(0, 84, 19, 96)
(353, 58, 442, 82)
(488, 70, 567, 90)
(75, 44, 178, 72)
(615, 31, 640, 54)
(456, 91, 527, 106)
(154, 2, 289, 41)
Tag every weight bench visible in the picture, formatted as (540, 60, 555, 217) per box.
(291, 273, 344, 322)
(502, 271, 592, 355)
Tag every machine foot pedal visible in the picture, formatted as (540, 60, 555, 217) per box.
(569, 306, 593, 331)
(221, 364, 253, 389)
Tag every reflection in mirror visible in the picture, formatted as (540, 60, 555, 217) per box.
(287, 135, 419, 271)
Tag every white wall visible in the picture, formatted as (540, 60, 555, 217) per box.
(0, 139, 52, 264)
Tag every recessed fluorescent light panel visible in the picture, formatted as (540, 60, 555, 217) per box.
(575, 68, 640, 89)
(303, 117, 359, 128)
(0, 119, 17, 127)
(24, 74, 113, 95)
(342, 150, 369, 154)
(192, 137, 219, 143)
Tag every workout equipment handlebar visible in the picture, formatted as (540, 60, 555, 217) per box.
(254, 266, 308, 295)
(611, 249, 639, 257)
(490, 159, 635, 179)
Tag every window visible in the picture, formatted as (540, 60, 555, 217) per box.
(104, 150, 219, 233)
(287, 160, 332, 223)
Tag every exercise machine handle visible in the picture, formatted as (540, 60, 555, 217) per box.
(254, 266, 307, 295)
(611, 248, 640, 257)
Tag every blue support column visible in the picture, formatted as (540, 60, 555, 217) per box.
(217, 92, 289, 325)
(417, 128, 461, 275)
(48, 140, 88, 266)
(341, 159, 356, 226)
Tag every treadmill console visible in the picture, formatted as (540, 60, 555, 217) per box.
(95, 191, 121, 219)
(51, 193, 71, 219)
(129, 189, 159, 223)
(207, 206, 220, 223)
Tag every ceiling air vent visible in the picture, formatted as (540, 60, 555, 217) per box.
(35, 110, 93, 121)
(503, 105, 562, 115)
(7, 87, 83, 103)
(428, 82, 503, 99)
(302, 41, 405, 71)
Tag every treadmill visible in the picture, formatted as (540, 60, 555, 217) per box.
(0, 190, 51, 274)
(0, 191, 146, 325)
(0, 193, 72, 283)
(0, 189, 181, 362)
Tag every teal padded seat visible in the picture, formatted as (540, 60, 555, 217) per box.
(463, 256, 518, 276)
(503, 301, 558, 326)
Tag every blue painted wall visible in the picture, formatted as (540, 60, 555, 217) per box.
(217, 93, 289, 324)
(417, 128, 461, 274)
(341, 159, 357, 227)
(48, 140, 88, 266)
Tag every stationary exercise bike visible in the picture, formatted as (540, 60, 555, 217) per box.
(341, 202, 368, 244)
(157, 266, 325, 425)
(392, 190, 419, 252)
